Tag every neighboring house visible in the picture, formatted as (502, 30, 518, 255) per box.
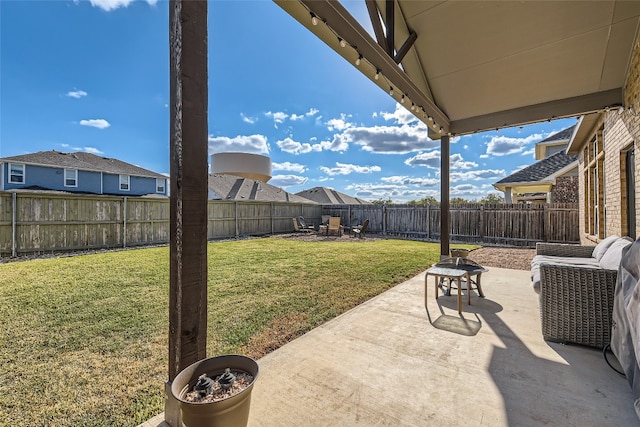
(295, 187, 371, 205)
(493, 125, 579, 203)
(566, 40, 640, 245)
(0, 150, 168, 197)
(208, 174, 313, 203)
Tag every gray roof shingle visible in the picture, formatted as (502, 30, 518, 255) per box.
(539, 125, 575, 143)
(295, 187, 371, 205)
(496, 151, 577, 184)
(0, 150, 166, 179)
(208, 174, 313, 203)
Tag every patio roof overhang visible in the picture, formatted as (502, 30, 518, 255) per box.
(566, 112, 606, 155)
(275, 0, 640, 136)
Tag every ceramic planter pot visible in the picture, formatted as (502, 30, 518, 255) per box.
(171, 354, 259, 427)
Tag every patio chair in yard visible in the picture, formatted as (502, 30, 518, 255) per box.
(351, 219, 369, 239)
(297, 216, 315, 231)
(327, 217, 344, 236)
(292, 218, 313, 233)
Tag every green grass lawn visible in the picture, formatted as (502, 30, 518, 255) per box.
(0, 238, 475, 426)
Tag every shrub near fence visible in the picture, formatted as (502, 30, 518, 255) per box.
(0, 191, 579, 256)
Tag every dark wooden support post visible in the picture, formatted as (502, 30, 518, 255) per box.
(167, 2, 208, 424)
(440, 134, 450, 258)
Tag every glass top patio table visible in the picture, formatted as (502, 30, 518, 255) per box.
(425, 257, 488, 313)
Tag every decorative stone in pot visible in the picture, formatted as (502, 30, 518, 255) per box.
(171, 354, 259, 427)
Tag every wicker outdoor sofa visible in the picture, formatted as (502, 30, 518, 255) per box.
(531, 236, 633, 348)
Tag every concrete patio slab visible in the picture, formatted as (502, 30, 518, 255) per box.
(142, 267, 638, 426)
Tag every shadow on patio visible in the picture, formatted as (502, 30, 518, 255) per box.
(142, 267, 637, 426)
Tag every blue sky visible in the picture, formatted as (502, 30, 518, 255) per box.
(0, 0, 577, 202)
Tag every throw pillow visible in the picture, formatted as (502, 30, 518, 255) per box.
(599, 238, 632, 270)
(592, 234, 621, 261)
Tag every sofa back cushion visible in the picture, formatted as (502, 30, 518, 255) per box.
(592, 235, 621, 261)
(599, 238, 632, 270)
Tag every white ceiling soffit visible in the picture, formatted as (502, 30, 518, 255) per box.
(275, 0, 640, 136)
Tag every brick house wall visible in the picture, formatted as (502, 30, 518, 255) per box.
(576, 37, 640, 244)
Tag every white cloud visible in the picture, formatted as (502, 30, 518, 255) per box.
(451, 154, 477, 170)
(276, 137, 321, 155)
(67, 90, 87, 99)
(240, 113, 256, 124)
(485, 134, 541, 156)
(290, 114, 305, 121)
(80, 119, 110, 129)
(208, 134, 269, 155)
(265, 111, 288, 127)
(320, 162, 381, 176)
(269, 174, 308, 187)
(326, 113, 352, 131)
(272, 161, 306, 173)
(450, 169, 505, 182)
(306, 108, 319, 117)
(276, 136, 346, 155)
(60, 143, 103, 154)
(521, 148, 535, 156)
(381, 176, 439, 187)
(345, 182, 440, 202)
(406, 152, 476, 170)
(380, 103, 419, 125)
(404, 151, 440, 168)
(334, 122, 437, 154)
(88, 0, 156, 11)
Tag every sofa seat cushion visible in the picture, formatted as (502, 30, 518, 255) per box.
(599, 238, 633, 270)
(531, 255, 600, 294)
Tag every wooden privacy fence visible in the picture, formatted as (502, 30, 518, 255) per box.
(321, 203, 579, 247)
(0, 192, 578, 256)
(0, 192, 321, 256)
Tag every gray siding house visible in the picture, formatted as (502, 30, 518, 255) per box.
(0, 150, 167, 197)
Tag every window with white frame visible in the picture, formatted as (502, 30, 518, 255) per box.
(119, 175, 130, 191)
(156, 178, 165, 193)
(9, 163, 25, 184)
(583, 125, 605, 238)
(64, 169, 78, 187)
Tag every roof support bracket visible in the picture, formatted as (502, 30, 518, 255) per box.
(394, 32, 417, 64)
(365, 0, 390, 54)
(385, 0, 394, 58)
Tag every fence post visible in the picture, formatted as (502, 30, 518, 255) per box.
(123, 196, 128, 248)
(270, 202, 274, 235)
(382, 204, 387, 235)
(543, 204, 549, 242)
(11, 192, 17, 257)
(426, 204, 430, 239)
(235, 201, 239, 238)
(479, 204, 484, 242)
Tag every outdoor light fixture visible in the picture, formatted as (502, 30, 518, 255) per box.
(338, 37, 346, 48)
(389, 86, 394, 96)
(428, 116, 433, 123)
(374, 70, 380, 80)
(400, 94, 405, 104)
(310, 12, 318, 25)
(355, 54, 362, 66)
(411, 103, 415, 111)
